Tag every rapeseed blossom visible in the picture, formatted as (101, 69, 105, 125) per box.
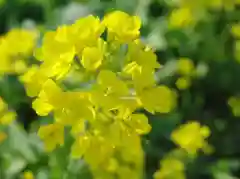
(0, 98, 15, 146)
(0, 97, 16, 125)
(171, 121, 211, 155)
(176, 77, 191, 90)
(22, 171, 34, 179)
(175, 58, 196, 90)
(18, 10, 176, 178)
(231, 24, 240, 38)
(0, 29, 37, 75)
(168, 8, 194, 28)
(177, 58, 195, 76)
(14, 9, 212, 179)
(38, 123, 64, 152)
(103, 11, 141, 43)
(154, 157, 185, 179)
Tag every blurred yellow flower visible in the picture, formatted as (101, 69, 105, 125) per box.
(38, 123, 64, 152)
(0, 98, 16, 125)
(169, 8, 193, 28)
(177, 58, 195, 76)
(231, 24, 240, 38)
(19, 65, 48, 97)
(171, 121, 211, 155)
(176, 77, 191, 90)
(154, 157, 185, 179)
(23, 171, 34, 179)
(0, 132, 7, 144)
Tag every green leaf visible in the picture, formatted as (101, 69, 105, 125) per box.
(8, 124, 37, 163)
(5, 157, 27, 176)
(36, 169, 49, 179)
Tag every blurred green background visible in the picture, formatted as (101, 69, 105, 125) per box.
(0, 0, 240, 179)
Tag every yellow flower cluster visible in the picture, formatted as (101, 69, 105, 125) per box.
(19, 10, 176, 179)
(0, 29, 37, 75)
(169, 0, 240, 28)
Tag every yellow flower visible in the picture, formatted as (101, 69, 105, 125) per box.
(176, 77, 191, 90)
(41, 27, 75, 61)
(171, 121, 211, 155)
(97, 70, 129, 96)
(54, 92, 96, 125)
(122, 40, 161, 93)
(81, 38, 106, 71)
(0, 98, 16, 125)
(126, 40, 161, 70)
(84, 136, 114, 168)
(103, 11, 141, 43)
(39, 28, 75, 79)
(117, 166, 140, 179)
(169, 8, 193, 28)
(70, 120, 86, 136)
(0, 132, 7, 144)
(32, 79, 62, 116)
(90, 70, 130, 112)
(177, 58, 195, 76)
(19, 65, 48, 97)
(126, 113, 151, 135)
(5, 28, 38, 55)
(231, 24, 240, 38)
(104, 157, 119, 173)
(138, 86, 176, 114)
(154, 157, 185, 179)
(71, 134, 90, 159)
(13, 58, 28, 74)
(0, 29, 37, 74)
(0, 111, 16, 125)
(132, 67, 156, 91)
(70, 15, 105, 52)
(38, 123, 64, 152)
(23, 171, 34, 179)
